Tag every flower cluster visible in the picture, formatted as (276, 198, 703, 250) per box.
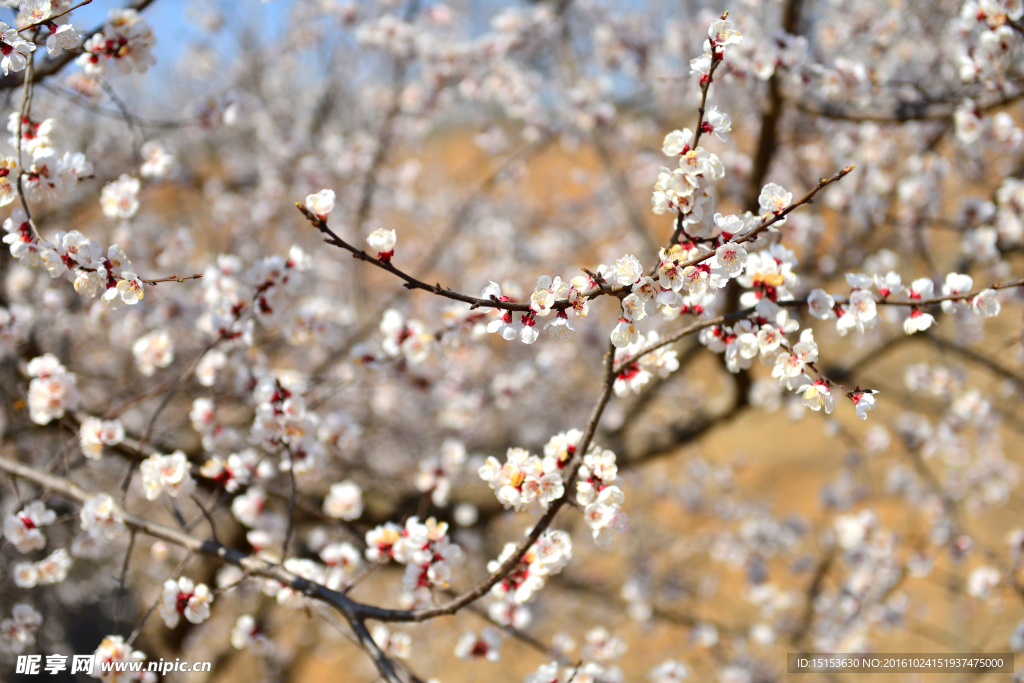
(17, 1, 80, 57)
(415, 438, 467, 506)
(0, 22, 35, 76)
(1, 604, 42, 655)
(132, 329, 173, 375)
(79, 493, 126, 542)
(526, 626, 626, 683)
(0, 5, 1022, 680)
(304, 189, 335, 220)
(9, 113, 54, 163)
(0, 303, 33, 358)
(379, 308, 435, 363)
(3, 208, 146, 311)
(735, 242, 799, 306)
(455, 628, 502, 662)
(77, 9, 156, 78)
(11, 548, 72, 587)
(318, 539, 363, 588)
(230, 614, 275, 656)
(91, 635, 154, 683)
(101, 174, 141, 220)
(483, 277, 589, 344)
(957, 0, 1023, 87)
(200, 448, 270, 494)
(487, 529, 573, 627)
(371, 624, 413, 660)
(187, 398, 229, 453)
(649, 659, 690, 682)
(613, 331, 680, 396)
(576, 447, 628, 545)
(79, 417, 126, 459)
(367, 227, 397, 262)
(159, 576, 214, 628)
(365, 516, 465, 607)
(323, 480, 364, 520)
(199, 245, 314, 344)
(650, 15, 743, 251)
(0, 107, 94, 207)
(26, 353, 78, 425)
(626, 238, 750, 346)
(813, 511, 901, 651)
(250, 373, 324, 472)
(140, 450, 196, 501)
(807, 269, 1002, 342)
(479, 446, 565, 512)
(140, 141, 176, 179)
(3, 500, 56, 553)
(652, 130, 724, 220)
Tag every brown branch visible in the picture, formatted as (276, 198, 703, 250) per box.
(622, 268, 1018, 376)
(187, 493, 220, 543)
(923, 333, 1024, 390)
(295, 202, 628, 312)
(611, 298, 809, 374)
(301, 167, 850, 321)
(112, 530, 136, 633)
(725, 166, 854, 252)
(619, 315, 918, 469)
(135, 273, 203, 286)
(18, 0, 93, 34)
(877, 278, 1024, 307)
(690, 20, 731, 151)
(349, 618, 406, 683)
(667, 166, 854, 270)
(791, 548, 834, 648)
(794, 87, 1024, 123)
(614, 314, 724, 374)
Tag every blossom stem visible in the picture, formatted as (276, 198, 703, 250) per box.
(296, 202, 629, 312)
(18, 0, 94, 35)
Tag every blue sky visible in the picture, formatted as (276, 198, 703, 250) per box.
(53, 0, 292, 77)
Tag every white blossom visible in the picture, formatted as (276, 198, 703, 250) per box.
(305, 189, 335, 219)
(132, 329, 174, 375)
(160, 576, 213, 628)
(100, 174, 141, 219)
(140, 451, 196, 500)
(0, 22, 36, 75)
(324, 480, 364, 520)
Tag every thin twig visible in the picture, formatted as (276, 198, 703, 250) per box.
(295, 202, 628, 313)
(15, 57, 39, 239)
(18, 0, 93, 33)
(136, 273, 203, 286)
(113, 530, 137, 634)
